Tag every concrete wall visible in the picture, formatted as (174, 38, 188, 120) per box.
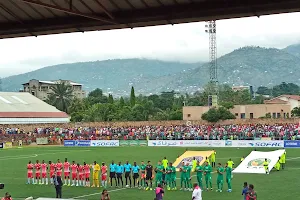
(183, 104, 291, 120)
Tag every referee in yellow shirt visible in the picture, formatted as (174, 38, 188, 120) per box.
(211, 149, 216, 168)
(162, 157, 168, 170)
(92, 161, 100, 187)
(162, 157, 168, 185)
(263, 158, 269, 174)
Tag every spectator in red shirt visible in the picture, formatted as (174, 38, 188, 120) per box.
(2, 192, 12, 200)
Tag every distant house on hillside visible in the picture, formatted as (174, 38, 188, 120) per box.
(264, 95, 300, 110)
(232, 85, 254, 99)
(21, 79, 86, 101)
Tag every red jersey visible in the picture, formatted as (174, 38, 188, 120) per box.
(56, 162, 63, 171)
(71, 164, 78, 173)
(64, 162, 70, 172)
(78, 165, 84, 174)
(41, 163, 48, 173)
(101, 165, 107, 175)
(84, 164, 90, 174)
(27, 164, 34, 173)
(34, 163, 41, 172)
(50, 163, 56, 171)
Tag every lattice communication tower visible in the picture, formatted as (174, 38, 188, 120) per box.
(205, 20, 218, 106)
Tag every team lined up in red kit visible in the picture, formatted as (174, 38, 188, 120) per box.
(27, 158, 92, 186)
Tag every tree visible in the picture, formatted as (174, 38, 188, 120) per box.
(47, 81, 74, 113)
(108, 94, 114, 104)
(119, 97, 125, 107)
(201, 107, 235, 122)
(130, 86, 136, 107)
(201, 108, 220, 123)
(292, 107, 300, 117)
(69, 98, 87, 122)
(219, 102, 234, 109)
(271, 82, 300, 97)
(256, 86, 270, 95)
(86, 88, 108, 105)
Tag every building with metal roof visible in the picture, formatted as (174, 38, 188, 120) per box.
(0, 0, 299, 39)
(0, 92, 69, 124)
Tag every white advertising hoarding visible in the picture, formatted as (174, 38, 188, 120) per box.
(148, 140, 225, 147)
(233, 149, 285, 174)
(225, 140, 284, 148)
(90, 140, 119, 147)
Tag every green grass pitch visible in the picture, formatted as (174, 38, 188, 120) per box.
(0, 146, 299, 200)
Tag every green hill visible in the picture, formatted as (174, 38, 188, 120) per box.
(163, 46, 300, 90)
(1, 59, 200, 95)
(2, 45, 300, 95)
(283, 43, 300, 57)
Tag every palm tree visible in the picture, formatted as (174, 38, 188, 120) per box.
(47, 81, 74, 113)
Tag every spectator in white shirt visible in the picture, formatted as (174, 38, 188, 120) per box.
(192, 183, 202, 200)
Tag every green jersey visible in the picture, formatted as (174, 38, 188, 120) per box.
(171, 166, 176, 177)
(217, 166, 224, 179)
(156, 164, 164, 175)
(180, 166, 186, 177)
(203, 165, 212, 176)
(195, 165, 203, 177)
(225, 167, 232, 178)
(140, 164, 146, 173)
(186, 165, 192, 177)
(166, 166, 172, 176)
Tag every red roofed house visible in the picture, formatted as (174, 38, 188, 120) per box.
(0, 92, 69, 124)
(264, 95, 300, 110)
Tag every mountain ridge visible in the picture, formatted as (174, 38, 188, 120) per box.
(2, 45, 300, 95)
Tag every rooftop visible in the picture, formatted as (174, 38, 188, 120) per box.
(22, 80, 82, 86)
(0, 0, 299, 39)
(0, 92, 68, 118)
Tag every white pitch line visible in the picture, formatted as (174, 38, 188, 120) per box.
(71, 188, 126, 199)
(0, 150, 91, 161)
(286, 156, 300, 161)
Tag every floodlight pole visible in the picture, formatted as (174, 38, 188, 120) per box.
(205, 20, 218, 107)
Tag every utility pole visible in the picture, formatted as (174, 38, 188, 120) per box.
(205, 20, 218, 107)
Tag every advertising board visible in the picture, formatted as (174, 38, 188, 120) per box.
(63, 140, 91, 147)
(148, 140, 225, 147)
(36, 137, 48, 145)
(284, 140, 300, 148)
(148, 140, 283, 148)
(0, 143, 3, 149)
(120, 140, 147, 146)
(225, 140, 284, 148)
(90, 140, 119, 147)
(4, 142, 12, 149)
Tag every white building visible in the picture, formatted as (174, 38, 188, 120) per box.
(264, 95, 300, 111)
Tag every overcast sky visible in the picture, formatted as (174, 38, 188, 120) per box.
(1, 12, 300, 78)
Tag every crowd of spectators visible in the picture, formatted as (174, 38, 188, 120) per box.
(1, 123, 300, 144)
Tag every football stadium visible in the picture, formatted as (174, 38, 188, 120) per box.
(1, 0, 300, 200)
(0, 140, 299, 200)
